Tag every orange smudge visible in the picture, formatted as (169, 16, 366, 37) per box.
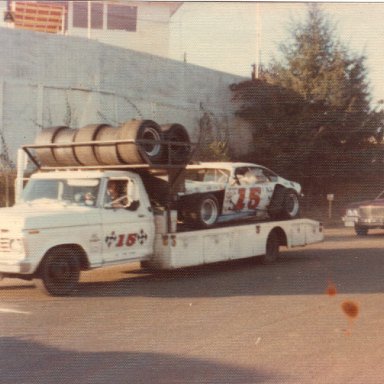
(342, 301, 359, 319)
(326, 281, 337, 296)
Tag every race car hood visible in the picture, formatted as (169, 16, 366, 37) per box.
(0, 203, 99, 231)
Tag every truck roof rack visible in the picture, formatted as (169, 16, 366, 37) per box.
(22, 137, 197, 171)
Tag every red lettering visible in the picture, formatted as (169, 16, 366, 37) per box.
(234, 188, 246, 211)
(116, 234, 125, 247)
(248, 187, 261, 209)
(126, 233, 137, 247)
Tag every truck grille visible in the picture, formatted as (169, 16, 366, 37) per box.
(0, 237, 11, 252)
(359, 206, 384, 219)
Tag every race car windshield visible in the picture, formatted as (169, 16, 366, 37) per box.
(185, 168, 230, 183)
(21, 178, 101, 207)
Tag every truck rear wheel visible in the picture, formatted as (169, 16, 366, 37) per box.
(34, 248, 80, 296)
(260, 231, 280, 264)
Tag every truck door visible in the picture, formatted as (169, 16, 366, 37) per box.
(101, 178, 154, 263)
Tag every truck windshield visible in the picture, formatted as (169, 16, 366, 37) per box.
(21, 178, 101, 207)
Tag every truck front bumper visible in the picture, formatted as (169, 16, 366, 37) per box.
(0, 255, 33, 274)
(342, 215, 358, 227)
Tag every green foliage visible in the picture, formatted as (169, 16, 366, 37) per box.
(231, 4, 384, 184)
(201, 141, 230, 162)
(197, 110, 231, 161)
(0, 171, 15, 207)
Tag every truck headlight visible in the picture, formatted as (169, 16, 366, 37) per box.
(346, 209, 358, 217)
(10, 238, 25, 253)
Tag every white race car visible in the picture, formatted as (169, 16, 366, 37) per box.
(177, 162, 302, 228)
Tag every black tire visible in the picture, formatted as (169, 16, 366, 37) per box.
(281, 189, 300, 219)
(184, 194, 219, 229)
(261, 231, 280, 264)
(161, 124, 191, 165)
(269, 188, 300, 220)
(34, 248, 80, 296)
(355, 225, 368, 236)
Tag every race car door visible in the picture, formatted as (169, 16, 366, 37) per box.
(223, 166, 272, 215)
(101, 178, 154, 263)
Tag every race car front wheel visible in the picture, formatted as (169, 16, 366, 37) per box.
(281, 189, 300, 219)
(269, 187, 300, 220)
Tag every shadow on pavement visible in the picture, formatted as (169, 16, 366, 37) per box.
(0, 336, 279, 384)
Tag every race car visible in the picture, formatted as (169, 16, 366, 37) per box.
(177, 162, 302, 228)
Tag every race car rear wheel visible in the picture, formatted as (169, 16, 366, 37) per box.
(184, 194, 219, 229)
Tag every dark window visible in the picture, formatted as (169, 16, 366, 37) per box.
(107, 4, 137, 31)
(72, 1, 87, 28)
(73, 1, 103, 29)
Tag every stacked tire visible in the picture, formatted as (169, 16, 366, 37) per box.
(34, 120, 191, 167)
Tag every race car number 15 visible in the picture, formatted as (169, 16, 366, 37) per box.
(234, 187, 261, 210)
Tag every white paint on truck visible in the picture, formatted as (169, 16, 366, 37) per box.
(0, 163, 323, 295)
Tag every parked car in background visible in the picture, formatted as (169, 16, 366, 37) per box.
(177, 162, 302, 228)
(342, 190, 384, 235)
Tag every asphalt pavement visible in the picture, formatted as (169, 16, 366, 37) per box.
(0, 226, 383, 383)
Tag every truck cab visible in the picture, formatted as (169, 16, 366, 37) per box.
(0, 170, 156, 294)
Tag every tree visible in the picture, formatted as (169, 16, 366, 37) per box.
(268, 4, 372, 146)
(231, 4, 383, 184)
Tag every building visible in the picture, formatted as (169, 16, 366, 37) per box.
(1, 1, 182, 57)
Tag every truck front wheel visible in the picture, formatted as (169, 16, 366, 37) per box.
(34, 248, 80, 296)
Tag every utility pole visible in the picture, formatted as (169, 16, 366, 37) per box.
(255, 2, 262, 79)
(87, 1, 91, 39)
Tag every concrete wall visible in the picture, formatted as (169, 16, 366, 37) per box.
(0, 27, 253, 164)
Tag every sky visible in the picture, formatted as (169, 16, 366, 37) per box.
(169, 2, 384, 107)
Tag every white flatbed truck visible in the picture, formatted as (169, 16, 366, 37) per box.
(0, 143, 324, 296)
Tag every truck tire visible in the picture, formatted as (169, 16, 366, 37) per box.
(34, 126, 68, 166)
(34, 248, 80, 296)
(184, 194, 219, 229)
(117, 120, 163, 164)
(355, 225, 368, 236)
(74, 124, 109, 165)
(160, 123, 191, 164)
(261, 231, 280, 264)
(93, 125, 121, 165)
(52, 128, 80, 166)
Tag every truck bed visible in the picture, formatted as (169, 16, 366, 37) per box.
(148, 218, 323, 269)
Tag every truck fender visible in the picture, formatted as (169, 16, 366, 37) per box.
(34, 244, 89, 275)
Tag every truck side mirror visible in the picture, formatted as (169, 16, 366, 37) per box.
(126, 200, 140, 211)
